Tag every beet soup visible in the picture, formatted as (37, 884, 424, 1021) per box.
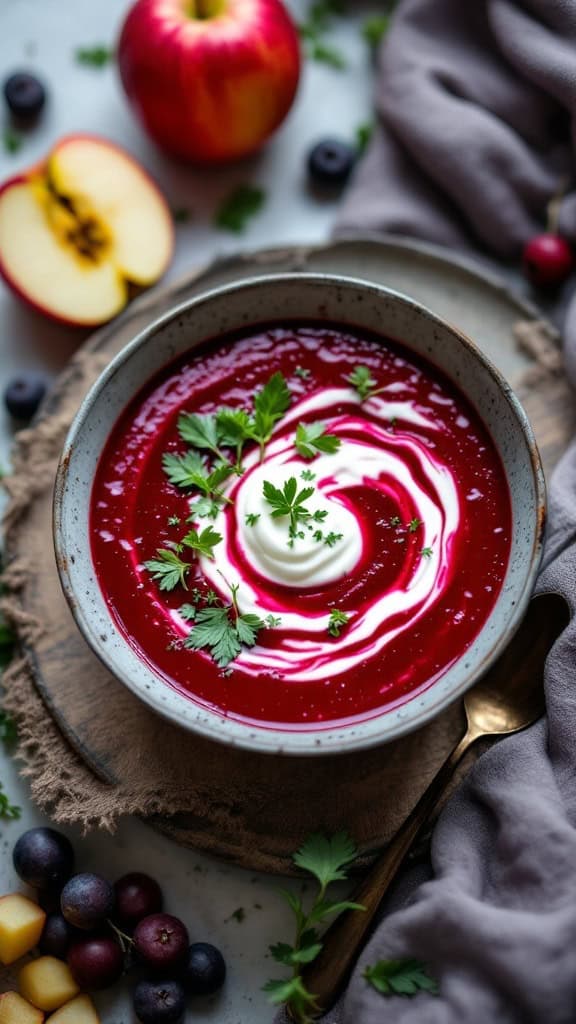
(90, 323, 512, 730)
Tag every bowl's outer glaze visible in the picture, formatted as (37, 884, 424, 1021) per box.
(53, 274, 546, 755)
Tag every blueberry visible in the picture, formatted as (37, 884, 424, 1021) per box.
(38, 911, 77, 959)
(307, 138, 356, 187)
(183, 942, 226, 996)
(4, 374, 47, 421)
(60, 872, 115, 930)
(3, 71, 47, 121)
(13, 827, 74, 890)
(133, 978, 186, 1023)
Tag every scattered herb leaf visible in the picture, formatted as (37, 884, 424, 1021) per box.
(245, 513, 260, 526)
(184, 582, 277, 668)
(310, 42, 346, 69)
(363, 958, 438, 997)
(295, 421, 341, 460)
(324, 531, 343, 548)
(143, 549, 191, 592)
(178, 413, 225, 459)
(181, 525, 222, 560)
(75, 45, 114, 67)
(356, 121, 374, 155)
(421, 547, 433, 559)
(408, 518, 422, 533)
(167, 515, 181, 527)
(3, 129, 22, 154)
(215, 185, 266, 233)
(0, 784, 20, 821)
(252, 372, 292, 453)
(263, 477, 316, 545)
(162, 450, 206, 489)
(301, 469, 316, 482)
(362, 14, 391, 46)
(327, 609, 349, 637)
(294, 366, 311, 380)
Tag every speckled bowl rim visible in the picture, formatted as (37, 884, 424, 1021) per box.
(53, 273, 546, 756)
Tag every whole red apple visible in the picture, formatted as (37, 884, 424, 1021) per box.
(118, 0, 301, 164)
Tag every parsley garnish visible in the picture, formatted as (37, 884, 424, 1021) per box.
(327, 610, 349, 637)
(421, 547, 433, 559)
(362, 14, 391, 46)
(75, 45, 114, 67)
(363, 958, 438, 997)
(301, 469, 316, 482)
(264, 831, 363, 1023)
(323, 531, 343, 548)
(310, 42, 346, 68)
(3, 129, 22, 155)
(294, 366, 311, 380)
(408, 517, 422, 532)
(215, 185, 266, 233)
(183, 581, 280, 668)
(143, 549, 191, 591)
(167, 516, 181, 527)
(245, 513, 260, 526)
(263, 477, 317, 547)
(178, 413, 227, 460)
(347, 365, 378, 400)
(144, 528, 221, 591)
(295, 422, 341, 460)
(252, 372, 292, 456)
(0, 784, 20, 822)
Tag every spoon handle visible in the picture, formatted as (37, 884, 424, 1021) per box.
(300, 729, 474, 1014)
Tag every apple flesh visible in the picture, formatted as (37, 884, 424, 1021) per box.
(0, 135, 173, 327)
(18, 956, 80, 1012)
(118, 0, 301, 163)
(0, 893, 46, 965)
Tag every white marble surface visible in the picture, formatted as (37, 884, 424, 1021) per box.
(0, 1, 377, 1020)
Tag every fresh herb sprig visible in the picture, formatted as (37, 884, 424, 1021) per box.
(144, 526, 222, 591)
(298, 0, 347, 70)
(0, 784, 20, 822)
(295, 421, 341, 460)
(264, 831, 364, 1023)
(180, 580, 280, 668)
(363, 958, 438, 997)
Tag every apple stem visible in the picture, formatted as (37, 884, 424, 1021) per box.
(191, 0, 224, 17)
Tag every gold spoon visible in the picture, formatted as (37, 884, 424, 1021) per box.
(299, 592, 570, 1016)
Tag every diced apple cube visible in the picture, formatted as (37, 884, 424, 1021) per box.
(0, 990, 45, 1024)
(48, 994, 100, 1023)
(18, 956, 80, 1012)
(0, 894, 46, 965)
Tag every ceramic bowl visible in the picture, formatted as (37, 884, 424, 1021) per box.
(53, 273, 545, 755)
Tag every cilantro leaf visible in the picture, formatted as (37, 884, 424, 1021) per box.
(293, 831, 358, 888)
(144, 549, 190, 591)
(363, 958, 438, 997)
(307, 898, 365, 926)
(179, 604, 197, 622)
(191, 496, 222, 519)
(408, 517, 422, 533)
(347, 365, 377, 400)
(270, 936, 322, 966)
(75, 45, 114, 67)
(181, 525, 222, 560)
(327, 609, 349, 637)
(245, 513, 260, 526)
(421, 547, 433, 559)
(295, 421, 341, 460)
(251, 372, 291, 447)
(263, 477, 317, 546)
(263, 976, 317, 1012)
(235, 613, 265, 647)
(162, 450, 206, 489)
(216, 185, 266, 233)
(216, 408, 252, 446)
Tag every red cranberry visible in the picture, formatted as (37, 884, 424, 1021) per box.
(522, 233, 574, 288)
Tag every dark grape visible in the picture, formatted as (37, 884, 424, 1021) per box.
(183, 942, 226, 996)
(4, 374, 48, 421)
(114, 872, 163, 928)
(133, 978, 186, 1023)
(13, 827, 74, 890)
(3, 71, 46, 121)
(307, 138, 356, 187)
(68, 934, 124, 990)
(133, 914, 189, 972)
(61, 872, 114, 930)
(38, 911, 77, 959)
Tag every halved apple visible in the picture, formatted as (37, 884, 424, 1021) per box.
(0, 135, 174, 327)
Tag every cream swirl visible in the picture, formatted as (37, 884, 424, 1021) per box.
(178, 387, 461, 683)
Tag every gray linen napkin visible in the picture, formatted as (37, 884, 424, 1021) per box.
(277, 2, 576, 1021)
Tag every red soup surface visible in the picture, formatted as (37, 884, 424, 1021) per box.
(91, 324, 512, 730)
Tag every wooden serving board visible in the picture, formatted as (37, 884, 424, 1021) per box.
(4, 237, 573, 874)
